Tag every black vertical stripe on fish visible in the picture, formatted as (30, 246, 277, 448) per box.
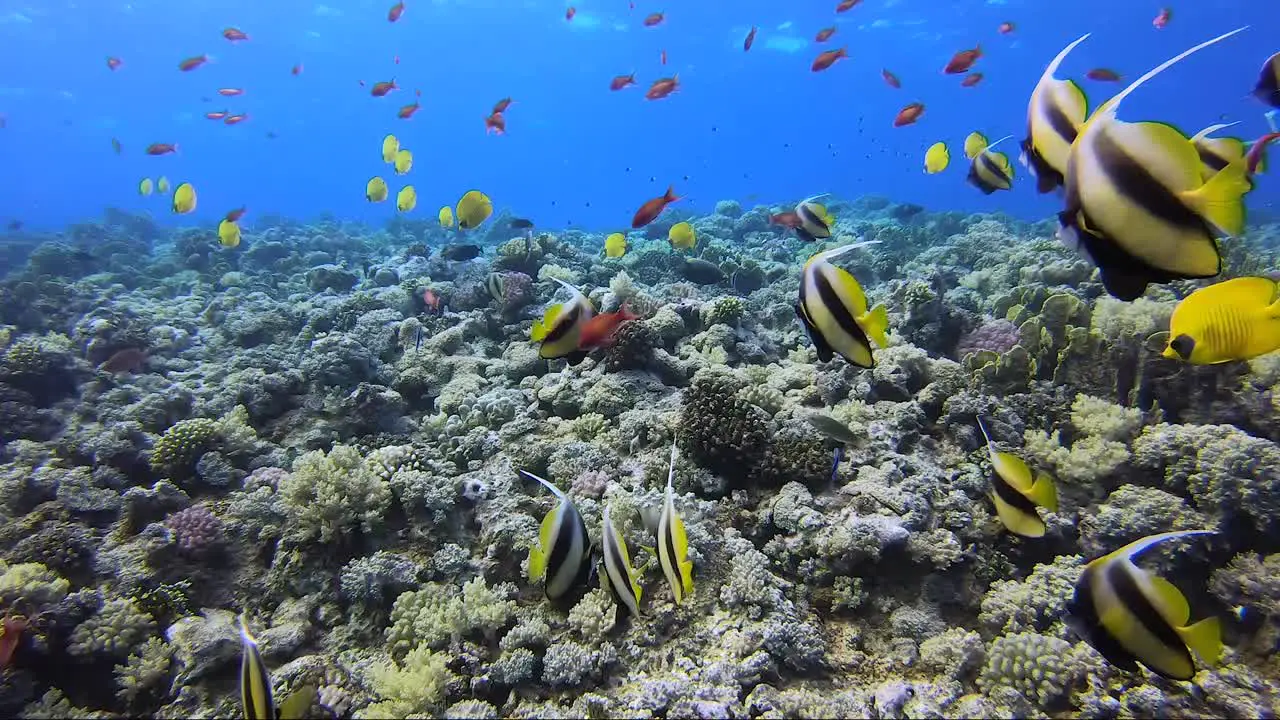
(991, 471, 1042, 517)
(812, 270, 874, 360)
(1257, 54, 1280, 107)
(1061, 211, 1173, 300)
(980, 153, 1011, 185)
(1105, 560, 1193, 678)
(794, 303, 836, 362)
(543, 303, 583, 346)
(660, 513, 681, 595)
(1044, 94, 1080, 151)
(1092, 126, 1215, 237)
(545, 503, 584, 590)
(1196, 145, 1231, 172)
(603, 530, 637, 615)
(798, 204, 829, 235)
(1069, 568, 1143, 672)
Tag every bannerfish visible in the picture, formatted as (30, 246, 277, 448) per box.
(795, 240, 888, 368)
(658, 439, 694, 605)
(239, 614, 315, 720)
(530, 277, 595, 362)
(521, 470, 593, 602)
(977, 417, 1058, 538)
(1021, 34, 1090, 194)
(600, 503, 645, 617)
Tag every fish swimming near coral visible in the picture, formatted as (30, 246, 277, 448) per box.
(239, 614, 316, 720)
(804, 411, 861, 446)
(577, 303, 638, 350)
(1065, 530, 1223, 680)
(977, 417, 1058, 538)
(795, 240, 888, 368)
(600, 503, 644, 618)
(440, 244, 482, 261)
(521, 470, 593, 602)
(658, 439, 694, 605)
(793, 194, 835, 242)
(486, 272, 506, 303)
(1189, 122, 1248, 183)
(98, 347, 148, 374)
(1162, 276, 1280, 364)
(679, 258, 726, 285)
(1021, 34, 1090, 194)
(530, 277, 595, 362)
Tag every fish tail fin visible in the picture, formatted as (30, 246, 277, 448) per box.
(664, 184, 680, 203)
(859, 304, 890, 347)
(1028, 470, 1059, 511)
(1180, 159, 1250, 236)
(1099, 27, 1247, 120)
(1179, 616, 1223, 666)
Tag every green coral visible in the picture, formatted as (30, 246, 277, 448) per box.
(278, 444, 392, 542)
(1070, 394, 1144, 441)
(979, 555, 1083, 636)
(570, 413, 609, 441)
(150, 418, 220, 476)
(69, 598, 156, 658)
(701, 296, 744, 327)
(736, 384, 784, 416)
(386, 578, 516, 656)
(114, 637, 173, 705)
(0, 561, 69, 607)
(979, 632, 1078, 708)
(357, 645, 453, 719)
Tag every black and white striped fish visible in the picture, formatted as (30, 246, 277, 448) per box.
(600, 503, 644, 617)
(522, 470, 593, 602)
(657, 440, 694, 605)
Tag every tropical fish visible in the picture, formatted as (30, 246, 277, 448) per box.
(218, 87, 244, 96)
(366, 177, 388, 203)
(610, 73, 636, 91)
(882, 69, 901, 89)
(486, 272, 506, 303)
(1065, 530, 1222, 680)
(218, 219, 242, 249)
(944, 46, 981, 74)
(1058, 28, 1251, 301)
(793, 194, 835, 242)
(1254, 51, 1280, 108)
(393, 148, 412, 175)
(968, 138, 1015, 194)
(1190, 123, 1247, 182)
(600, 504, 644, 617)
(522, 470, 593, 602)
(645, 76, 679, 100)
(107, 56, 123, 70)
(811, 48, 847, 72)
(795, 240, 887, 367)
(658, 440, 694, 605)
(225, 206, 246, 222)
(224, 113, 249, 125)
(998, 22, 1015, 34)
(388, 1, 405, 22)
(1086, 68, 1121, 82)
(440, 244, 481, 261)
(668, 221, 696, 249)
(964, 132, 991, 160)
(291, 63, 303, 76)
(396, 185, 416, 212)
(604, 232, 627, 258)
(530, 277, 595, 361)
(510, 218, 534, 230)
(744, 26, 757, 52)
(1020, 34, 1090, 194)
(804, 412, 861, 445)
(679, 258, 726, 285)
(223, 27, 249, 41)
(1162, 276, 1280, 364)
(239, 615, 316, 720)
(178, 55, 208, 71)
(643, 12, 663, 27)
(977, 417, 1058, 538)
(578, 304, 638, 350)
(485, 112, 506, 135)
(146, 143, 178, 155)
(815, 26, 836, 43)
(371, 79, 398, 96)
(566, 7, 575, 21)
(382, 134, 400, 163)
(632, 185, 680, 228)
(139, 178, 154, 196)
(924, 142, 949, 174)
(456, 190, 493, 229)
(438, 206, 454, 227)
(493, 97, 513, 114)
(836, 0, 860, 11)
(172, 183, 197, 214)
(398, 101, 420, 119)
(660, 49, 667, 65)
(893, 103, 924, 127)
(960, 72, 984, 88)
(1153, 7, 1171, 29)
(157, 176, 170, 193)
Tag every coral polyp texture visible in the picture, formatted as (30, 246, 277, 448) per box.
(2, 196, 1280, 720)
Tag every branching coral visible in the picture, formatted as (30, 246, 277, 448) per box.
(277, 444, 392, 542)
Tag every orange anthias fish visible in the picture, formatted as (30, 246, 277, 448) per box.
(0, 616, 29, 669)
(811, 47, 847, 72)
(660, 49, 667, 65)
(422, 288, 441, 313)
(1247, 132, 1280, 175)
(577, 304, 639, 350)
(645, 75, 679, 100)
(223, 27, 249, 41)
(960, 72, 983, 87)
(225, 207, 247, 222)
(632, 185, 680, 228)
(146, 143, 178, 155)
(485, 112, 506, 135)
(566, 6, 576, 21)
(893, 102, 924, 127)
(836, 0, 861, 11)
(882, 69, 901, 88)
(610, 73, 637, 91)
(944, 46, 981, 74)
(770, 211, 802, 228)
(205, 110, 228, 120)
(178, 55, 209, 72)
(398, 100, 421, 118)
(371, 80, 398, 96)
(744, 26, 757, 52)
(1153, 7, 1171, 29)
(106, 56, 123, 71)
(493, 97, 513, 114)
(388, 1, 405, 22)
(217, 88, 244, 96)
(998, 21, 1015, 35)
(224, 113, 249, 125)
(815, 27, 836, 42)
(1086, 68, 1121, 82)
(644, 12, 664, 27)
(291, 63, 303, 76)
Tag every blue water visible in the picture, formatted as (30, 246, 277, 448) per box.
(0, 0, 1275, 233)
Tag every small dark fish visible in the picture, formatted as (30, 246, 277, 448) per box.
(415, 327, 422, 351)
(99, 347, 148, 374)
(680, 258, 726, 284)
(805, 412, 861, 445)
(831, 446, 843, 482)
(440, 244, 482, 261)
(6, 220, 22, 232)
(510, 218, 534, 229)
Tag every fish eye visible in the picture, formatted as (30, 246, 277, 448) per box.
(1169, 334, 1196, 360)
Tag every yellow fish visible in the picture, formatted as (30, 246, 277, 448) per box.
(239, 615, 316, 720)
(924, 142, 949, 174)
(1021, 35, 1090, 194)
(795, 241, 888, 368)
(366, 176, 388, 203)
(456, 190, 493, 229)
(601, 503, 644, 617)
(968, 146, 1015, 194)
(668, 221, 696, 249)
(139, 178, 154, 196)
(964, 131, 990, 160)
(438, 206, 454, 228)
(157, 176, 171, 194)
(521, 470, 592, 601)
(530, 278, 595, 361)
(1190, 122, 1248, 182)
(218, 219, 242, 249)
(397, 185, 417, 213)
(658, 440, 694, 605)
(393, 148, 412, 175)
(977, 417, 1057, 538)
(381, 134, 399, 163)
(793, 194, 835, 242)
(604, 232, 627, 258)
(1162, 276, 1280, 364)
(172, 182, 197, 214)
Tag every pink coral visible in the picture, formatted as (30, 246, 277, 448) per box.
(956, 318, 1020, 359)
(164, 505, 225, 556)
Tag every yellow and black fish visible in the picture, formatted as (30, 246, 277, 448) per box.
(1021, 34, 1090, 194)
(1254, 51, 1280, 108)
(1066, 530, 1222, 680)
(968, 138, 1015, 194)
(530, 277, 595, 363)
(486, 272, 506, 303)
(657, 439, 694, 605)
(456, 190, 493, 229)
(601, 503, 644, 617)
(795, 240, 889, 368)
(1162, 275, 1280, 364)
(1190, 122, 1248, 182)
(239, 615, 315, 720)
(977, 418, 1058, 538)
(522, 470, 593, 602)
(1058, 28, 1251, 301)
(794, 194, 835, 242)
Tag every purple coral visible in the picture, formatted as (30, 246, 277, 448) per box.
(955, 318, 1020, 359)
(498, 271, 534, 311)
(570, 470, 609, 499)
(164, 505, 225, 556)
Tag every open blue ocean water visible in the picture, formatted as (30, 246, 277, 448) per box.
(0, 0, 1275, 234)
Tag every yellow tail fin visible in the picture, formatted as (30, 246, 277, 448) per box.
(1179, 616, 1223, 666)
(860, 304, 890, 347)
(1181, 159, 1250, 236)
(1027, 470, 1058, 512)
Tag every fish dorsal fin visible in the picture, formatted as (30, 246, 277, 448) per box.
(550, 277, 588, 305)
(799, 193, 831, 206)
(976, 416, 997, 449)
(984, 135, 1014, 153)
(1145, 572, 1192, 626)
(813, 239, 882, 266)
(521, 469, 567, 501)
(1042, 34, 1091, 86)
(1093, 27, 1247, 125)
(1112, 529, 1218, 566)
(666, 438, 679, 496)
(1192, 121, 1242, 142)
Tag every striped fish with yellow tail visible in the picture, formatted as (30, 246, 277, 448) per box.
(977, 417, 1058, 538)
(521, 469, 593, 602)
(795, 240, 888, 368)
(658, 439, 694, 605)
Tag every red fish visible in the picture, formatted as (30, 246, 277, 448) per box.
(223, 27, 249, 41)
(1086, 68, 1121, 82)
(291, 63, 303, 76)
(371, 79, 398, 96)
(645, 75, 679, 100)
(644, 12, 664, 27)
(944, 46, 981, 74)
(744, 26, 757, 52)
(960, 72, 984, 87)
(1153, 7, 1171, 29)
(106, 56, 123, 71)
(423, 288, 441, 312)
(836, 0, 860, 11)
(398, 100, 421, 119)
(998, 22, 1015, 35)
(893, 102, 924, 127)
(1247, 132, 1280, 175)
(146, 143, 178, 155)
(217, 88, 244, 96)
(577, 303, 639, 349)
(388, 1, 405, 22)
(485, 112, 506, 135)
(815, 27, 836, 43)
(881, 69, 901, 89)
(178, 55, 209, 72)
(566, 7, 576, 20)
(224, 113, 249, 125)
(493, 97, 513, 114)
(225, 207, 247, 222)
(660, 49, 667, 65)
(0, 616, 28, 669)
(610, 73, 637, 91)
(205, 110, 228, 120)
(811, 47, 847, 72)
(769, 211, 802, 228)
(631, 185, 680, 228)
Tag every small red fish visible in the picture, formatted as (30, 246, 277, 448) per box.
(291, 63, 303, 76)
(1086, 68, 1121, 82)
(944, 46, 981, 74)
(1247, 132, 1280, 175)
(769, 211, 802, 228)
(811, 47, 847, 72)
(178, 55, 209, 72)
(960, 72, 984, 87)
(578, 303, 639, 350)
(0, 615, 29, 669)
(146, 143, 178, 155)
(835, 0, 860, 11)
(224, 113, 249, 125)
(1153, 7, 1171, 29)
(610, 73, 637, 91)
(222, 27, 249, 41)
(645, 75, 679, 100)
(398, 101, 421, 119)
(371, 80, 398, 96)
(998, 21, 1015, 35)
(493, 97, 513, 114)
(631, 185, 681, 228)
(394, 54, 400, 64)
(217, 88, 244, 96)
(423, 288, 441, 312)
(205, 110, 228, 120)
(644, 12, 664, 27)
(106, 56, 123, 71)
(881, 69, 901, 89)
(893, 102, 925, 127)
(98, 348, 148, 374)
(660, 49, 667, 65)
(485, 112, 506, 135)
(815, 27, 836, 43)
(388, 1, 405, 22)
(566, 6, 576, 21)
(225, 206, 247, 222)
(744, 26, 757, 52)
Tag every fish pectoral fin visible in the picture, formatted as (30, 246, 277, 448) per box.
(277, 685, 318, 720)
(1178, 616, 1223, 666)
(1179, 159, 1251, 236)
(527, 544, 547, 581)
(1148, 574, 1193, 626)
(857, 304, 890, 348)
(1027, 470, 1058, 512)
